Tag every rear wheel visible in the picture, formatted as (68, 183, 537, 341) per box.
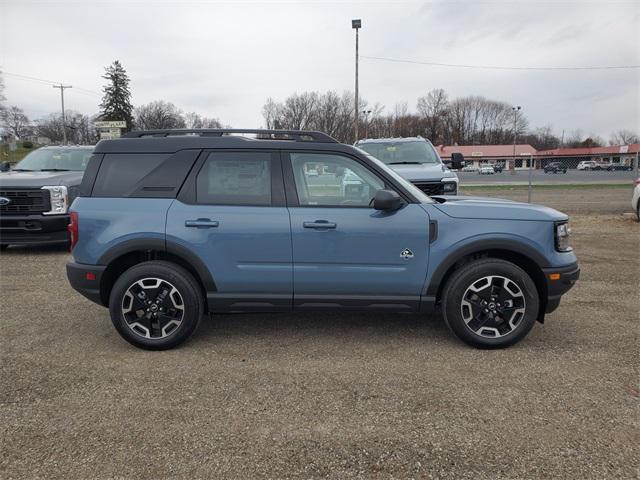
(442, 259, 539, 348)
(109, 261, 204, 350)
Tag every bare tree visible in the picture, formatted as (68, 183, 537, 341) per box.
(263, 91, 355, 142)
(183, 112, 222, 129)
(0, 68, 6, 114)
(1, 106, 31, 139)
(35, 111, 97, 144)
(609, 129, 640, 145)
(417, 88, 449, 143)
(134, 101, 186, 130)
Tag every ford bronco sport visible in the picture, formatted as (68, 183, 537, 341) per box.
(66, 129, 579, 350)
(0, 146, 94, 249)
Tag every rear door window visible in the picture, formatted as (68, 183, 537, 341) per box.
(196, 151, 272, 206)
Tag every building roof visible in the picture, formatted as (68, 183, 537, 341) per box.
(437, 144, 537, 159)
(536, 144, 640, 157)
(436, 143, 640, 158)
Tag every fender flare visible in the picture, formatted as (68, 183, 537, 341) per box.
(97, 238, 216, 292)
(425, 237, 549, 297)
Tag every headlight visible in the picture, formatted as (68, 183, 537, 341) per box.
(442, 181, 457, 193)
(41, 186, 69, 215)
(555, 221, 572, 252)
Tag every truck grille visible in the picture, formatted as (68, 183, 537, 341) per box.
(412, 182, 445, 196)
(0, 189, 50, 214)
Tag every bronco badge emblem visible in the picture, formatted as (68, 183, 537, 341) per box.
(400, 248, 414, 259)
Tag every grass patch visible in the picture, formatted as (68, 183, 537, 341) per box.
(0, 143, 42, 165)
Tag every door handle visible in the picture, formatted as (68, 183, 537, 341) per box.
(303, 220, 337, 229)
(185, 219, 219, 228)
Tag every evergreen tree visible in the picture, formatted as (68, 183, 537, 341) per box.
(99, 60, 133, 131)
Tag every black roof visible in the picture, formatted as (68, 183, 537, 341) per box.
(95, 129, 347, 154)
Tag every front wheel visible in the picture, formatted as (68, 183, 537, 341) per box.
(442, 259, 539, 348)
(109, 261, 204, 350)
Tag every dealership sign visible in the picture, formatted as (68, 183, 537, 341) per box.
(94, 121, 127, 128)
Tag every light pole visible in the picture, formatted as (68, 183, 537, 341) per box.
(362, 109, 372, 138)
(511, 105, 521, 173)
(352, 19, 361, 143)
(53, 84, 72, 145)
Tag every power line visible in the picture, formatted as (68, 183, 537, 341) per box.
(361, 55, 640, 71)
(3, 71, 101, 96)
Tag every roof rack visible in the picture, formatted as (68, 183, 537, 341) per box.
(121, 129, 338, 143)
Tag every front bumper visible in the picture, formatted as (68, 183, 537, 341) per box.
(66, 262, 107, 306)
(542, 262, 580, 313)
(0, 213, 70, 246)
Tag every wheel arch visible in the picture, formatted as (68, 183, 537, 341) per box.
(428, 241, 549, 322)
(97, 239, 215, 309)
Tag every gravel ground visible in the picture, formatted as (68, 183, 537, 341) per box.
(1, 190, 638, 479)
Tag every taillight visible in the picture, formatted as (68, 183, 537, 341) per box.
(68, 211, 79, 251)
(634, 178, 640, 186)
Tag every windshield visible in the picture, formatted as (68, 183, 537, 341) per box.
(354, 148, 434, 203)
(13, 148, 93, 171)
(358, 141, 441, 165)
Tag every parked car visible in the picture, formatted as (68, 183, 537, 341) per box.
(66, 128, 579, 350)
(632, 178, 640, 221)
(355, 137, 459, 196)
(606, 163, 633, 171)
(577, 161, 598, 171)
(478, 165, 495, 175)
(493, 163, 504, 173)
(0, 146, 94, 250)
(544, 162, 567, 174)
(461, 165, 477, 172)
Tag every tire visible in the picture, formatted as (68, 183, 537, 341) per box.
(442, 258, 539, 348)
(108, 260, 204, 350)
(637, 202, 640, 223)
(0, 244, 8, 251)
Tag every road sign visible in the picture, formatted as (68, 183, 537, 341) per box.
(99, 129, 122, 140)
(94, 120, 127, 128)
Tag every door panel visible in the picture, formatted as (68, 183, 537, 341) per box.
(167, 202, 292, 310)
(285, 151, 431, 310)
(167, 150, 292, 311)
(289, 204, 430, 309)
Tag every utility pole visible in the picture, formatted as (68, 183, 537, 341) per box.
(352, 19, 361, 143)
(53, 84, 72, 145)
(511, 105, 521, 174)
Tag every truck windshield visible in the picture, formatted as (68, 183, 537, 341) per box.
(358, 141, 441, 165)
(13, 148, 93, 171)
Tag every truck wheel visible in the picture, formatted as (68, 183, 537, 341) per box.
(109, 261, 204, 350)
(442, 258, 539, 348)
(0, 244, 7, 251)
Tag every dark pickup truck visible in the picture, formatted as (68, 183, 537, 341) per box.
(0, 146, 93, 249)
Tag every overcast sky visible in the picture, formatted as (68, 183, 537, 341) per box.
(1, 0, 638, 141)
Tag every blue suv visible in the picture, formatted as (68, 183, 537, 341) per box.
(66, 129, 579, 350)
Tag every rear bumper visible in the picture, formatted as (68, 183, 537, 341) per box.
(542, 262, 580, 313)
(66, 261, 107, 306)
(0, 213, 69, 246)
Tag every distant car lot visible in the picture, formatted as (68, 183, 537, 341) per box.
(0, 186, 638, 478)
(457, 168, 637, 184)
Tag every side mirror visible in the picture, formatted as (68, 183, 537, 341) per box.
(451, 152, 465, 170)
(0, 161, 10, 172)
(373, 189, 403, 211)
